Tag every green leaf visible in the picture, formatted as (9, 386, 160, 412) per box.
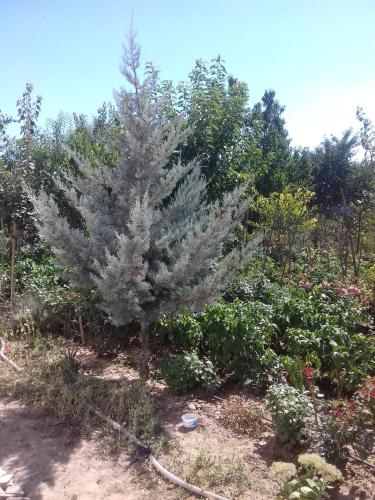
(305, 479, 317, 488)
(300, 486, 315, 495)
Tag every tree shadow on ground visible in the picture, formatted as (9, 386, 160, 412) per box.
(0, 398, 81, 499)
(253, 433, 296, 466)
(0, 368, 163, 499)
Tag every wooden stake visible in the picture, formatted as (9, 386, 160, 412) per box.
(10, 221, 16, 311)
(78, 316, 85, 346)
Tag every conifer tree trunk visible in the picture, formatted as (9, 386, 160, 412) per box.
(139, 321, 150, 379)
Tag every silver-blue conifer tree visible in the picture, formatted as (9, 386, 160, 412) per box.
(31, 33, 258, 377)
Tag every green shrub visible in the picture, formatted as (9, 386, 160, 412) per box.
(272, 453, 342, 499)
(273, 285, 362, 334)
(283, 327, 375, 391)
(280, 356, 306, 391)
(223, 278, 254, 302)
(155, 272, 374, 394)
(199, 301, 275, 372)
(156, 301, 279, 387)
(160, 352, 222, 393)
(153, 312, 202, 351)
(266, 383, 314, 447)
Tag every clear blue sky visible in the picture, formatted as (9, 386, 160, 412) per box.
(1, 0, 375, 147)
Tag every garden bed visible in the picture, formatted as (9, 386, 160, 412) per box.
(1, 343, 374, 499)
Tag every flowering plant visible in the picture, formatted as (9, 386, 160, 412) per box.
(308, 391, 374, 461)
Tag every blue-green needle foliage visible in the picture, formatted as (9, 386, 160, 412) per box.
(31, 32, 258, 334)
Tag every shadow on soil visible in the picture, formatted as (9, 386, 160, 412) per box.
(0, 364, 159, 499)
(0, 398, 80, 499)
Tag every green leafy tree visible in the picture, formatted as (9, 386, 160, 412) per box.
(0, 83, 42, 233)
(357, 106, 375, 164)
(155, 57, 263, 200)
(256, 187, 317, 277)
(312, 130, 375, 276)
(250, 90, 296, 195)
(0, 83, 42, 306)
(312, 130, 357, 213)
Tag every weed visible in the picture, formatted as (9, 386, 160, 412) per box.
(220, 395, 267, 436)
(165, 441, 251, 498)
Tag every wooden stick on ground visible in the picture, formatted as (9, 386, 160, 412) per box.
(349, 454, 375, 470)
(0, 338, 22, 372)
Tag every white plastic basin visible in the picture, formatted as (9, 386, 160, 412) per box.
(181, 412, 199, 428)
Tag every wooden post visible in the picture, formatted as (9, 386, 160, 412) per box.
(10, 221, 16, 311)
(78, 316, 85, 346)
(139, 321, 150, 379)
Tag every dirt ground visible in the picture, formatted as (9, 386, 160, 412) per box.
(1, 348, 375, 499)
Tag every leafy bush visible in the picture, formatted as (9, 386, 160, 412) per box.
(156, 301, 279, 387)
(266, 383, 314, 447)
(159, 352, 222, 393)
(199, 300, 276, 373)
(308, 397, 374, 461)
(223, 278, 254, 302)
(274, 283, 373, 392)
(4, 241, 102, 338)
(153, 312, 202, 351)
(283, 327, 375, 391)
(155, 269, 374, 394)
(274, 285, 362, 334)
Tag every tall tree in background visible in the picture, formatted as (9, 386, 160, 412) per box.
(31, 34, 258, 377)
(154, 57, 263, 200)
(0, 84, 42, 307)
(312, 130, 358, 214)
(0, 84, 42, 236)
(312, 129, 375, 277)
(357, 106, 375, 165)
(250, 90, 295, 195)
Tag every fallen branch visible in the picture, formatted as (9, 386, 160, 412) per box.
(349, 453, 375, 470)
